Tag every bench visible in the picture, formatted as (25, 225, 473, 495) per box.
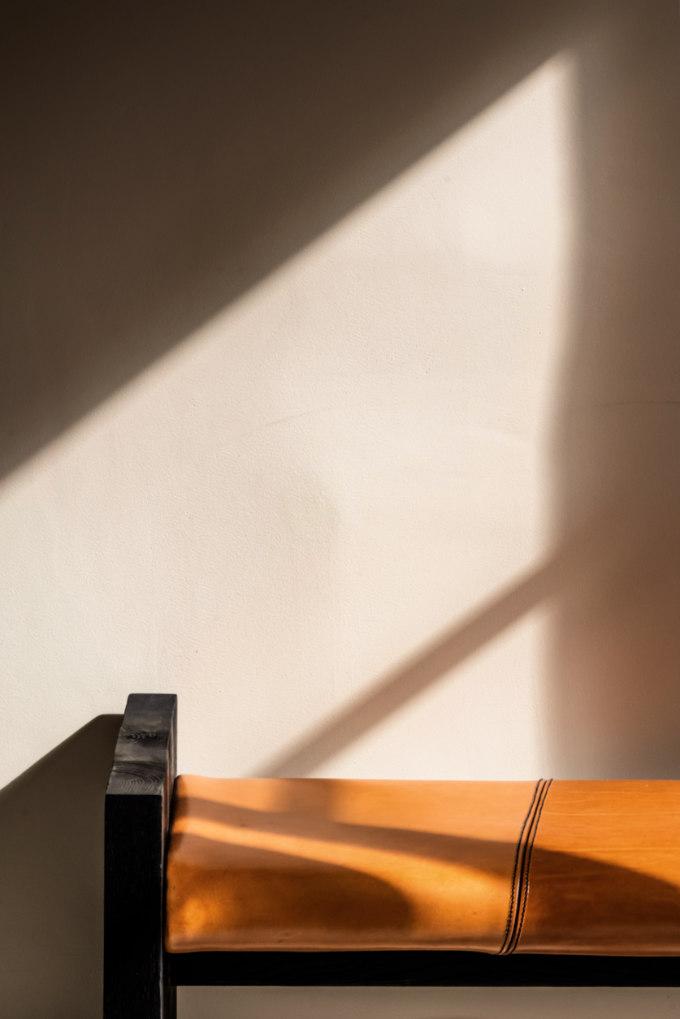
(103, 693, 680, 1016)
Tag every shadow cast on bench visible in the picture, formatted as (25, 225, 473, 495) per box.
(173, 788, 680, 954)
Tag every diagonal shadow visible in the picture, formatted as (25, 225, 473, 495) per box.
(1, 0, 599, 481)
(254, 511, 623, 777)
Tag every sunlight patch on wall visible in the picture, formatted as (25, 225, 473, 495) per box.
(0, 52, 575, 786)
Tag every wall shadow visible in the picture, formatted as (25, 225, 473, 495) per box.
(546, 0, 680, 776)
(1, 0, 595, 481)
(0, 715, 120, 1018)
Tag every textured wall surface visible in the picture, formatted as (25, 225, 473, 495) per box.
(1, 1, 678, 1015)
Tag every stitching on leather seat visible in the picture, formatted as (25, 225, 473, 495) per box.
(498, 779, 542, 954)
(503, 778, 553, 955)
(499, 778, 552, 955)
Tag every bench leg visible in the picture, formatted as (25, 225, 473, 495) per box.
(103, 694, 177, 1017)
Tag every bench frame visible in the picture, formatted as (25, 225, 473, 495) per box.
(104, 693, 680, 1017)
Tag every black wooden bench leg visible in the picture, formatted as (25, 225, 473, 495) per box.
(104, 694, 177, 1018)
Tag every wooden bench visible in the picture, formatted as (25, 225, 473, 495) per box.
(103, 694, 680, 1017)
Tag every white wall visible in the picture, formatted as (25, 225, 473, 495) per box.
(1, 2, 678, 1016)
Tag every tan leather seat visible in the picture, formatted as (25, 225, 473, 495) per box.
(165, 776, 680, 955)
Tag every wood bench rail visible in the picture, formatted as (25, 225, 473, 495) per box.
(103, 693, 680, 1018)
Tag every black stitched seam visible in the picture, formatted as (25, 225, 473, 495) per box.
(498, 779, 542, 953)
(498, 779, 544, 955)
(505, 777, 553, 955)
(499, 778, 546, 955)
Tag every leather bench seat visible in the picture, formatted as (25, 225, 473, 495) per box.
(165, 776, 680, 955)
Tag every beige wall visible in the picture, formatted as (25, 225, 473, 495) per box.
(1, 2, 678, 1015)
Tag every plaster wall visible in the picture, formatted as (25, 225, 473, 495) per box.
(1, 2, 678, 1015)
